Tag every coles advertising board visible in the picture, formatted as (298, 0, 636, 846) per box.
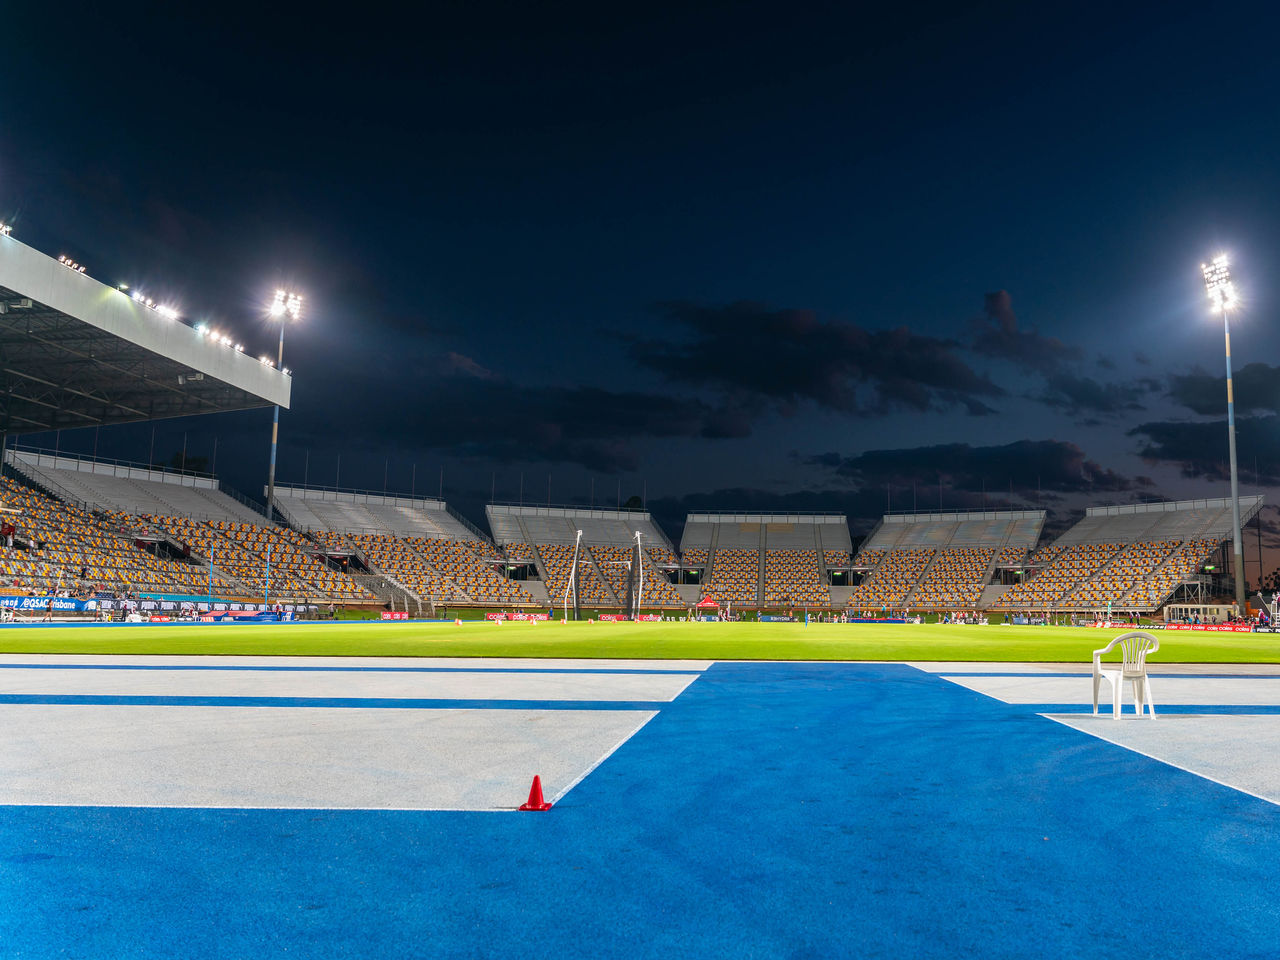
(1164, 623, 1256, 632)
(486, 612, 550, 621)
(381, 611, 409, 620)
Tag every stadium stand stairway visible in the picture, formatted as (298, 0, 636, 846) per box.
(350, 573, 420, 613)
(979, 584, 1010, 607)
(903, 550, 944, 607)
(756, 527, 767, 605)
(584, 550, 621, 605)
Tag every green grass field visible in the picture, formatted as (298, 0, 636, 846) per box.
(1, 619, 1278, 662)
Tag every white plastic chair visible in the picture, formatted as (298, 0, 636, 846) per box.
(1092, 631, 1159, 719)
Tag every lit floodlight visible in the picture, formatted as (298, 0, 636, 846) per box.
(155, 305, 179, 320)
(0, 223, 11, 236)
(1202, 254, 1238, 313)
(270, 289, 303, 321)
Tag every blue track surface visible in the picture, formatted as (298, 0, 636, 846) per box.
(3, 661, 1279, 958)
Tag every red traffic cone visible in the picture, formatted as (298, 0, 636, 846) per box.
(518, 775, 553, 811)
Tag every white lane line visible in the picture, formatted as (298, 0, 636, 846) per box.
(548, 712, 658, 805)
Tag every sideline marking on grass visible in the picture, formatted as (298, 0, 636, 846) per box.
(0, 662, 704, 674)
(0, 694, 671, 710)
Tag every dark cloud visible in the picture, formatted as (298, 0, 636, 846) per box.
(1167, 363, 1280, 417)
(1130, 414, 1280, 483)
(801, 439, 1144, 494)
(1036, 372, 1148, 418)
(969, 290, 1080, 374)
(446, 352, 498, 380)
(290, 356, 748, 473)
(630, 301, 1003, 417)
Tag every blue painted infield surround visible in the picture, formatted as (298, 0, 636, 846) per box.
(3, 661, 1279, 959)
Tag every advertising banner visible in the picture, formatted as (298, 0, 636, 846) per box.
(486, 612, 551, 621)
(381, 611, 409, 620)
(0, 596, 98, 612)
(1163, 623, 1256, 632)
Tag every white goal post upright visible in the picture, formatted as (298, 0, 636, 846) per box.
(633, 530, 644, 621)
(563, 528, 582, 622)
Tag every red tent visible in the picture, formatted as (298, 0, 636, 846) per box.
(695, 598, 720, 609)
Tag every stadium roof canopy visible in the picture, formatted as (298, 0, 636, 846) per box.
(0, 235, 290, 435)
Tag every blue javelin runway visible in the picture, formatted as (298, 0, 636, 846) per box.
(3, 662, 1279, 958)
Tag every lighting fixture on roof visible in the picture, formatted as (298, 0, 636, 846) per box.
(57, 255, 86, 273)
(1202, 255, 1238, 313)
(155, 305, 179, 320)
(0, 222, 11, 236)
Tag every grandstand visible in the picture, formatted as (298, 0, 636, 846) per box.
(486, 504, 682, 607)
(273, 488, 534, 606)
(0, 450, 376, 603)
(0, 474, 241, 597)
(679, 513, 850, 608)
(990, 497, 1264, 613)
(847, 510, 1045, 611)
(7, 449, 264, 523)
(272, 487, 478, 540)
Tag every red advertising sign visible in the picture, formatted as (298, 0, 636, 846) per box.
(1164, 623, 1255, 632)
(486, 612, 550, 621)
(381, 611, 409, 620)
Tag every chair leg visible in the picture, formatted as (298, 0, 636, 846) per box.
(1093, 673, 1100, 715)
(1144, 677, 1155, 718)
(1113, 681, 1121, 719)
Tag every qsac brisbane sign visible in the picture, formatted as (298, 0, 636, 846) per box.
(0, 596, 98, 612)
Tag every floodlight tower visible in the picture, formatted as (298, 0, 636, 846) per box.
(265, 289, 302, 525)
(1202, 255, 1246, 614)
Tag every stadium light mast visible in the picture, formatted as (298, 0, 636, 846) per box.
(1202, 254, 1246, 614)
(265, 289, 302, 525)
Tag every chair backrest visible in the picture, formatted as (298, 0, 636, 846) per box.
(1113, 630, 1160, 672)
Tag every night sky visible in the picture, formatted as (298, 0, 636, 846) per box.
(5, 3, 1280, 563)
